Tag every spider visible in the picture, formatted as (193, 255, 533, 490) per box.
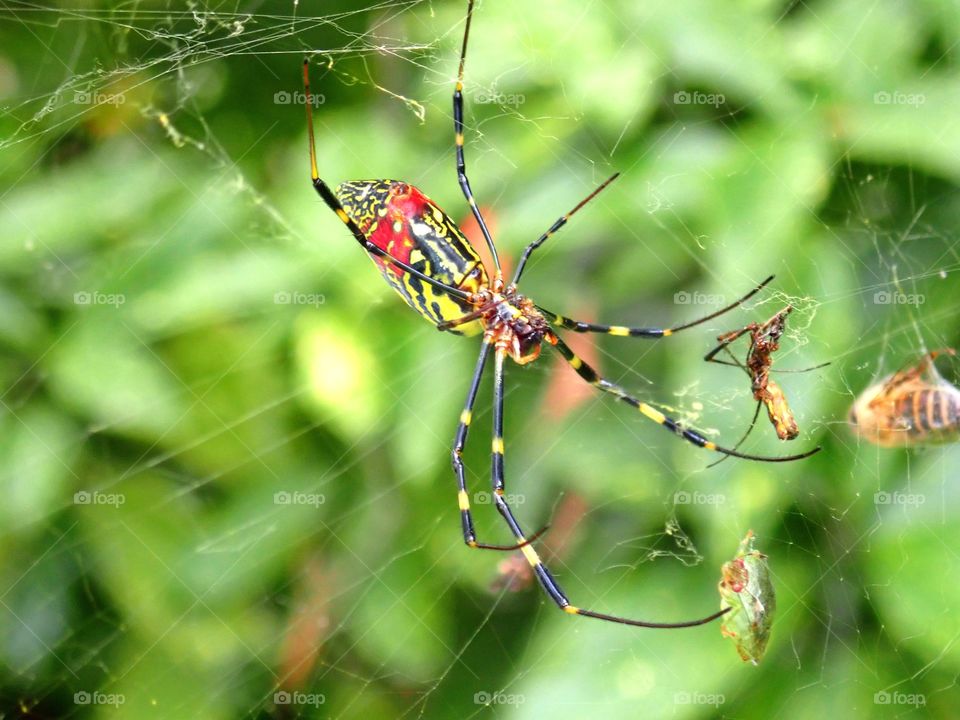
(704, 306, 828, 464)
(302, 0, 820, 629)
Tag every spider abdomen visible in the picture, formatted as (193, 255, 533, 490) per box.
(336, 179, 488, 333)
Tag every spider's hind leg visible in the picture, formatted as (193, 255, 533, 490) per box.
(451, 338, 546, 551)
(486, 345, 729, 628)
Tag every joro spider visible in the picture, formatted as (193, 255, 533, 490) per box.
(303, 0, 820, 629)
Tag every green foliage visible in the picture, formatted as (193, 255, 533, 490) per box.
(1, 0, 959, 717)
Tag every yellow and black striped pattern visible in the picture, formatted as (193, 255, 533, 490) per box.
(550, 336, 721, 452)
(548, 335, 816, 462)
(336, 179, 488, 333)
(850, 378, 960, 447)
(546, 312, 671, 338)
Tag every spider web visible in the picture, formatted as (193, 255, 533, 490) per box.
(2, 0, 960, 718)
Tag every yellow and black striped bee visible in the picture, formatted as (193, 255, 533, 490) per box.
(849, 348, 960, 447)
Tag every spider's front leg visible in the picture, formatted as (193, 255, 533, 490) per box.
(302, 59, 470, 305)
(453, 0, 500, 277)
(548, 335, 820, 462)
(536, 276, 775, 339)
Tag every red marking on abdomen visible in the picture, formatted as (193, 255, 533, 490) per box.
(367, 183, 432, 277)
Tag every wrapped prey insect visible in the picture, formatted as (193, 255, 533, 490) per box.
(718, 531, 776, 664)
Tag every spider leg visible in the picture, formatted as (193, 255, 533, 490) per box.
(454, 0, 500, 277)
(705, 346, 752, 375)
(538, 276, 774, 339)
(511, 173, 620, 284)
(773, 362, 832, 374)
(303, 59, 470, 302)
(452, 338, 547, 551)
(705, 342, 768, 467)
(704, 325, 758, 364)
(548, 335, 820, 462)
(437, 305, 489, 332)
(705, 358, 746, 370)
(488, 346, 729, 628)
(881, 347, 955, 395)
(706, 401, 763, 469)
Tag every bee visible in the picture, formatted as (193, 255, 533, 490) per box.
(849, 348, 960, 447)
(705, 307, 826, 460)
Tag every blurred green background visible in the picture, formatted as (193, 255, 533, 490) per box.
(2, 0, 960, 717)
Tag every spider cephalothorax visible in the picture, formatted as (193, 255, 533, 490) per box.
(302, 0, 820, 631)
(477, 291, 551, 365)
